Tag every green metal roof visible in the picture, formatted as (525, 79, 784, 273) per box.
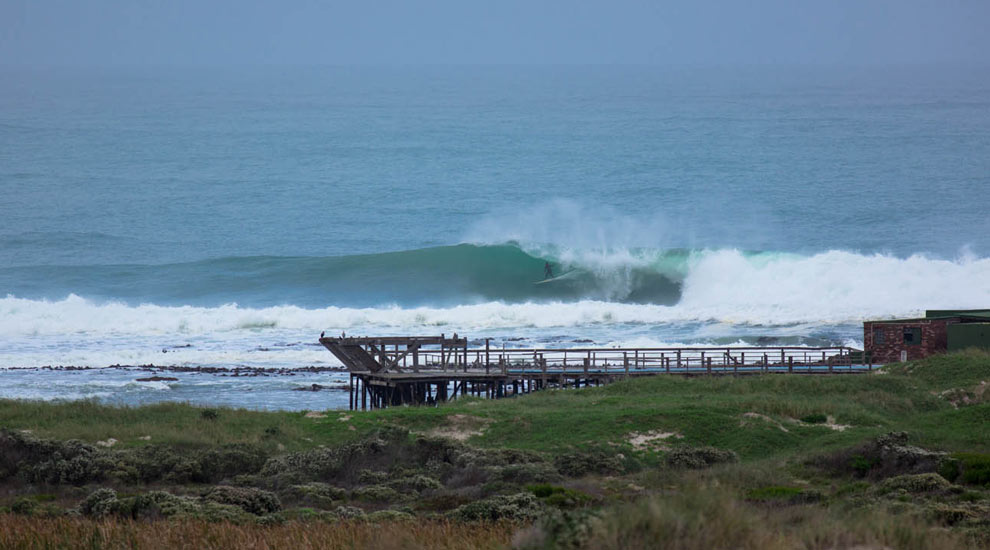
(866, 310, 990, 324)
(926, 309, 990, 319)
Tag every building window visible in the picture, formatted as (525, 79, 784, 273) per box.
(903, 327, 921, 345)
(873, 328, 885, 345)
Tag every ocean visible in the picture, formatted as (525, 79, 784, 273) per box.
(2, 65, 989, 409)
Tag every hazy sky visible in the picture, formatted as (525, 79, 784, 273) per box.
(1, 0, 988, 66)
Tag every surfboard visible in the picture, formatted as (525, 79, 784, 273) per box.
(534, 270, 578, 285)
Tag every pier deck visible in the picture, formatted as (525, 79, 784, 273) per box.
(319, 335, 870, 410)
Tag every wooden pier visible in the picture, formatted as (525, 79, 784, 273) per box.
(319, 335, 870, 410)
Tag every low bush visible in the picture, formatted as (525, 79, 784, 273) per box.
(876, 473, 952, 495)
(79, 488, 119, 518)
(451, 492, 543, 521)
(414, 492, 475, 512)
(527, 484, 595, 509)
(814, 432, 947, 480)
(202, 486, 281, 515)
(281, 483, 346, 509)
(387, 473, 443, 493)
(665, 446, 738, 470)
(554, 449, 624, 477)
(489, 462, 561, 484)
(193, 445, 268, 483)
(333, 505, 366, 519)
(352, 485, 402, 503)
(952, 452, 990, 486)
(515, 508, 601, 550)
(799, 413, 828, 424)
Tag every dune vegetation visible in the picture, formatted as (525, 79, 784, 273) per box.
(1, 350, 988, 549)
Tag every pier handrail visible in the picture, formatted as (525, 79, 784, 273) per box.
(320, 336, 862, 374)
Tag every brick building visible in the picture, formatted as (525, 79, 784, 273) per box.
(863, 309, 990, 363)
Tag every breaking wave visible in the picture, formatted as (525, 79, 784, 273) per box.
(1, 247, 989, 337)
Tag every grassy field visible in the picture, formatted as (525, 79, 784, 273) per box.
(1, 350, 988, 549)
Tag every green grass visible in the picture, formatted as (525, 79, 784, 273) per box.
(1, 350, 988, 460)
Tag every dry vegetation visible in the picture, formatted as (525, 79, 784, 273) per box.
(0, 517, 512, 550)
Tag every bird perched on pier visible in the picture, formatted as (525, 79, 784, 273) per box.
(320, 331, 325, 338)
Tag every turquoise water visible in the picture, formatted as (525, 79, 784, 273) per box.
(2, 66, 989, 408)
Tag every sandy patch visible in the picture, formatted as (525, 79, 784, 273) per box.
(96, 438, 118, 448)
(425, 414, 492, 441)
(304, 411, 327, 419)
(939, 382, 988, 408)
(824, 415, 851, 432)
(628, 430, 683, 451)
(740, 412, 789, 432)
(138, 435, 152, 441)
(337, 414, 352, 422)
(785, 415, 852, 432)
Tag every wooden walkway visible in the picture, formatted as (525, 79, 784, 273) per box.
(319, 335, 870, 410)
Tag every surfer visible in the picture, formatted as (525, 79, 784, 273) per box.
(544, 261, 554, 279)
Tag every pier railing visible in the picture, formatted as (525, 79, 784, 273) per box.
(407, 346, 862, 374)
(320, 336, 865, 375)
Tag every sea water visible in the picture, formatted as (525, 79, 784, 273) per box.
(2, 65, 989, 409)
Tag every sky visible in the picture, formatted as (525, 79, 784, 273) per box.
(1, 0, 988, 66)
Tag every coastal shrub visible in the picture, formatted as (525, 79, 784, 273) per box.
(357, 469, 389, 484)
(200, 409, 220, 421)
(414, 492, 475, 512)
(514, 508, 601, 550)
(254, 513, 286, 526)
(876, 473, 952, 495)
(79, 488, 119, 518)
(928, 503, 979, 527)
(387, 473, 444, 493)
(10, 497, 37, 515)
(281, 483, 346, 509)
(814, 432, 947, 480)
(333, 505, 366, 519)
(953, 452, 990, 486)
(119, 491, 197, 520)
(665, 446, 738, 470)
(451, 492, 543, 521)
(800, 413, 828, 424)
(119, 491, 252, 523)
(0, 430, 117, 485)
(202, 486, 281, 515)
(121, 445, 196, 484)
(352, 484, 402, 502)
(489, 462, 561, 484)
(554, 449, 624, 477)
(527, 484, 595, 509)
(29, 446, 119, 486)
(260, 427, 411, 486)
(193, 445, 268, 483)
